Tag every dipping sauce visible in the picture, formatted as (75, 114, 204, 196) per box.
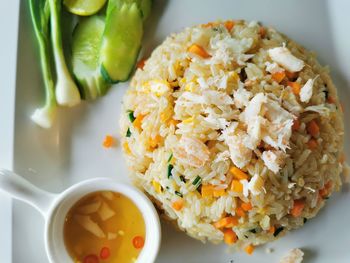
(64, 191, 145, 263)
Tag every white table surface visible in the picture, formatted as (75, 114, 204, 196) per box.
(0, 1, 20, 262)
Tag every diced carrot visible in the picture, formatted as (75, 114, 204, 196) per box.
(149, 135, 162, 149)
(268, 226, 275, 234)
(213, 216, 239, 229)
(327, 95, 336, 104)
(290, 199, 305, 217)
(259, 26, 266, 38)
(102, 135, 115, 148)
(236, 207, 245, 217)
(307, 139, 318, 150)
(224, 20, 235, 31)
(292, 119, 300, 131)
(244, 244, 255, 255)
(168, 119, 180, 127)
(223, 229, 238, 245)
(230, 167, 248, 180)
(188, 44, 211, 58)
(172, 199, 184, 211)
(123, 142, 131, 155)
(288, 81, 301, 95)
(136, 58, 146, 70)
(201, 185, 214, 197)
(271, 71, 286, 83)
(319, 181, 332, 198)
(213, 188, 226, 197)
(307, 120, 320, 138)
(241, 202, 253, 211)
(133, 114, 145, 131)
(231, 180, 243, 193)
(285, 71, 298, 80)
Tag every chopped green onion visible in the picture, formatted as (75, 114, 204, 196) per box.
(167, 153, 173, 162)
(192, 176, 202, 188)
(167, 164, 173, 178)
(249, 228, 257, 234)
(166, 186, 170, 190)
(127, 110, 135, 122)
(273, 227, 284, 237)
(179, 175, 186, 182)
(126, 128, 132, 137)
(175, 191, 183, 197)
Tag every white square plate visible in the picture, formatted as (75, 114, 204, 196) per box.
(1, 0, 350, 262)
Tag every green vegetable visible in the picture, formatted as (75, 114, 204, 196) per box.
(100, 0, 144, 82)
(126, 127, 131, 137)
(127, 110, 136, 122)
(167, 153, 173, 162)
(49, 0, 81, 106)
(192, 176, 202, 188)
(167, 164, 174, 178)
(175, 191, 183, 198)
(29, 0, 57, 128)
(72, 16, 110, 100)
(273, 227, 284, 237)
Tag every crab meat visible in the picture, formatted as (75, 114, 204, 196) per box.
(300, 78, 316, 103)
(268, 46, 304, 72)
(173, 136, 210, 168)
(265, 61, 284, 74)
(233, 85, 252, 108)
(261, 150, 287, 173)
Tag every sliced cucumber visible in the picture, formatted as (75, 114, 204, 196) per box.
(100, 1, 143, 83)
(72, 16, 110, 100)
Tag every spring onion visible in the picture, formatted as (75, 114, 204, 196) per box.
(29, 0, 57, 128)
(126, 128, 131, 137)
(167, 164, 174, 178)
(127, 110, 136, 122)
(273, 226, 284, 237)
(49, 0, 81, 106)
(192, 176, 202, 189)
(167, 153, 173, 162)
(175, 191, 183, 198)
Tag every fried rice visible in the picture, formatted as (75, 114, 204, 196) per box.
(120, 20, 345, 249)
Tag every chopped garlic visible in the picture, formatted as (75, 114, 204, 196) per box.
(101, 191, 114, 201)
(107, 232, 118, 240)
(280, 248, 304, 263)
(77, 201, 101, 215)
(268, 46, 304, 72)
(300, 78, 316, 103)
(98, 202, 116, 221)
(74, 215, 105, 238)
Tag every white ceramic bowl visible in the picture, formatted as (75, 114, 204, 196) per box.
(0, 169, 161, 263)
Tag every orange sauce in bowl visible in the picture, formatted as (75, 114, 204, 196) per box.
(64, 191, 145, 263)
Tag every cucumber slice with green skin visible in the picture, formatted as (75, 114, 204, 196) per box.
(72, 16, 110, 100)
(100, 1, 143, 83)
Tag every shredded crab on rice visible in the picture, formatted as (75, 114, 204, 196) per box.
(120, 19, 345, 250)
